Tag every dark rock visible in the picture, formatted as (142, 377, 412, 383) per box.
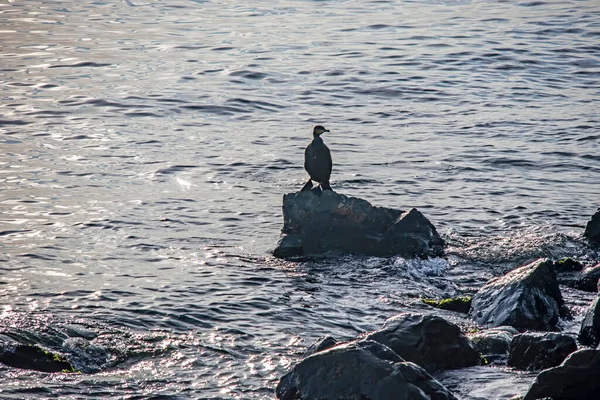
(576, 263, 600, 292)
(470, 326, 518, 356)
(469, 258, 563, 331)
(423, 296, 472, 314)
(364, 312, 480, 372)
(557, 262, 600, 293)
(276, 339, 457, 400)
(508, 332, 577, 371)
(523, 349, 600, 400)
(273, 188, 445, 258)
(0, 343, 76, 373)
(554, 257, 584, 272)
(302, 335, 338, 358)
(579, 296, 600, 348)
(584, 207, 600, 246)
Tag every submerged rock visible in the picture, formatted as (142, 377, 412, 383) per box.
(273, 188, 444, 258)
(364, 312, 480, 372)
(579, 296, 600, 348)
(469, 258, 563, 331)
(276, 339, 457, 400)
(523, 349, 600, 400)
(470, 326, 518, 358)
(584, 207, 600, 246)
(508, 332, 577, 371)
(422, 296, 472, 314)
(0, 343, 77, 373)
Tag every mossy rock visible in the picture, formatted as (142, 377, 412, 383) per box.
(555, 257, 583, 272)
(0, 344, 78, 373)
(423, 296, 472, 314)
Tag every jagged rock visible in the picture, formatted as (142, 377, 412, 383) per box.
(579, 296, 600, 348)
(364, 312, 480, 372)
(523, 349, 600, 400)
(302, 335, 338, 358)
(0, 343, 76, 373)
(273, 188, 444, 258)
(584, 208, 600, 246)
(508, 332, 577, 371)
(422, 297, 472, 314)
(470, 326, 518, 356)
(276, 339, 457, 400)
(469, 258, 563, 331)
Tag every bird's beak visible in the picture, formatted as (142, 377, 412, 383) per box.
(325, 129, 330, 132)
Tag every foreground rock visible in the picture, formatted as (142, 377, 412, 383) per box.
(579, 296, 600, 347)
(273, 188, 445, 258)
(584, 207, 600, 246)
(469, 258, 563, 331)
(276, 339, 457, 400)
(364, 313, 480, 372)
(508, 332, 577, 371)
(0, 343, 76, 373)
(523, 349, 600, 400)
(470, 326, 518, 360)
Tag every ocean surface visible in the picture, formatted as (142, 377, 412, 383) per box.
(1, 0, 599, 398)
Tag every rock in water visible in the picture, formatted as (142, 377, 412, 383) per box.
(276, 339, 457, 400)
(579, 296, 600, 348)
(273, 188, 444, 258)
(0, 344, 76, 373)
(469, 258, 564, 331)
(523, 349, 600, 400)
(364, 312, 481, 372)
(584, 207, 600, 246)
(469, 326, 518, 358)
(508, 332, 577, 371)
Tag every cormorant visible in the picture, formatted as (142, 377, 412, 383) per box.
(302, 125, 332, 191)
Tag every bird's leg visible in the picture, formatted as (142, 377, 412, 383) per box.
(301, 179, 313, 192)
(321, 181, 332, 191)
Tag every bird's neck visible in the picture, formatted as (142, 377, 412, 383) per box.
(313, 134, 323, 140)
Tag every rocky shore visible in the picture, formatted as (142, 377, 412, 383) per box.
(273, 196, 600, 400)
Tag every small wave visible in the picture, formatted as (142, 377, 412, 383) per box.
(229, 70, 267, 80)
(48, 62, 111, 68)
(179, 104, 251, 115)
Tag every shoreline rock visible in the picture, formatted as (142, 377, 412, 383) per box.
(364, 313, 481, 372)
(469, 258, 563, 331)
(276, 339, 457, 400)
(0, 343, 77, 373)
(523, 349, 600, 400)
(579, 296, 600, 348)
(273, 188, 445, 259)
(584, 207, 600, 246)
(508, 332, 577, 371)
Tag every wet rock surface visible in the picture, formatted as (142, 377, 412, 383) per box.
(470, 326, 518, 358)
(364, 312, 480, 372)
(579, 296, 600, 348)
(469, 258, 563, 331)
(0, 343, 76, 373)
(584, 207, 600, 246)
(558, 262, 600, 293)
(508, 332, 577, 371)
(273, 188, 445, 258)
(523, 349, 600, 400)
(276, 339, 457, 400)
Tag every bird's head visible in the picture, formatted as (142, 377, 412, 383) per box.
(313, 125, 330, 137)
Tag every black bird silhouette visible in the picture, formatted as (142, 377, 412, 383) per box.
(302, 125, 332, 191)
